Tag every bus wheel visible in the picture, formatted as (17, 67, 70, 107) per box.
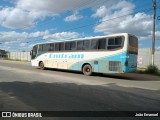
(83, 64, 92, 76)
(39, 61, 45, 70)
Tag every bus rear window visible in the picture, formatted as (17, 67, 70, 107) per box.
(129, 36, 138, 48)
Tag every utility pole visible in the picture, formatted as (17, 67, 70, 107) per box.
(152, 0, 156, 65)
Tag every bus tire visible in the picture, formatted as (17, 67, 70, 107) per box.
(82, 64, 92, 76)
(39, 61, 45, 70)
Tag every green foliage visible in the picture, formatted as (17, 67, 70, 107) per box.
(145, 64, 159, 74)
(3, 57, 11, 60)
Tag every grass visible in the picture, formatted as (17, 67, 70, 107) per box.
(145, 64, 159, 74)
(137, 65, 160, 76)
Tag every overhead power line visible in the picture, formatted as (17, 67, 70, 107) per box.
(2, 5, 160, 46)
(38, 6, 158, 34)
(63, 7, 153, 32)
(20, 0, 153, 30)
(20, 0, 101, 30)
(23, 6, 159, 44)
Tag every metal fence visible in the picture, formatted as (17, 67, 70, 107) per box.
(7, 49, 160, 68)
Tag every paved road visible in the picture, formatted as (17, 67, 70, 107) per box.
(0, 60, 160, 120)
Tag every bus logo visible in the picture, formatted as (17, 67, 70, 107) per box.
(49, 53, 84, 59)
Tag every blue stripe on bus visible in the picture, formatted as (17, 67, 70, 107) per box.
(69, 52, 137, 73)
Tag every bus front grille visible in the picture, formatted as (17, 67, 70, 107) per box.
(109, 61, 121, 71)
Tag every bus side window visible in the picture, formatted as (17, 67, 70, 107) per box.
(39, 44, 43, 51)
(55, 43, 59, 51)
(83, 40, 90, 50)
(108, 38, 115, 45)
(107, 37, 122, 50)
(115, 37, 122, 45)
(98, 38, 106, 49)
(91, 40, 98, 50)
(43, 44, 50, 51)
(50, 43, 54, 51)
(77, 41, 83, 50)
(65, 41, 76, 51)
(38, 44, 44, 55)
(108, 38, 115, 50)
(70, 42, 76, 51)
(65, 42, 70, 51)
(59, 42, 64, 51)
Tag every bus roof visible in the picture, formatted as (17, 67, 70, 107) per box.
(33, 33, 135, 46)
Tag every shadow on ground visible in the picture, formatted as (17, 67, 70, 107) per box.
(0, 81, 159, 120)
(38, 68, 160, 81)
(0, 81, 160, 111)
(98, 73, 160, 81)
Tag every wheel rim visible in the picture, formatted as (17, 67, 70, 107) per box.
(83, 65, 92, 75)
(86, 68, 90, 72)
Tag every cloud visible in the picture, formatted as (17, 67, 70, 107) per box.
(92, 1, 135, 19)
(20, 42, 27, 47)
(64, 12, 83, 22)
(155, 31, 160, 39)
(0, 6, 56, 29)
(43, 32, 80, 40)
(0, 30, 80, 51)
(0, 7, 36, 29)
(0, 0, 94, 29)
(156, 46, 160, 51)
(0, 31, 49, 42)
(93, 0, 158, 40)
(17, 0, 90, 13)
(92, 6, 109, 18)
(0, 31, 80, 42)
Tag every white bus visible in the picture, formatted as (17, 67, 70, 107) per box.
(30, 33, 138, 75)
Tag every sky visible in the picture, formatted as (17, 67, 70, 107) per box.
(0, 0, 160, 51)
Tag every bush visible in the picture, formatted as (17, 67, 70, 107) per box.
(145, 64, 159, 74)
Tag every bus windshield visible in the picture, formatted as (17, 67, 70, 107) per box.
(31, 45, 38, 59)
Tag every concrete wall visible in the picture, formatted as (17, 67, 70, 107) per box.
(138, 48, 160, 69)
(7, 49, 160, 68)
(8, 52, 31, 61)
(154, 50, 160, 68)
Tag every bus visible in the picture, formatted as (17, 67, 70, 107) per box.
(30, 33, 138, 75)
